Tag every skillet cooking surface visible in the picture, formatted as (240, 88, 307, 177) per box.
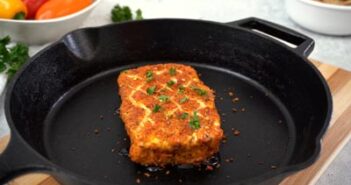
(43, 62, 295, 185)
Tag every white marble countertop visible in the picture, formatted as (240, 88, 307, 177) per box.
(0, 0, 350, 184)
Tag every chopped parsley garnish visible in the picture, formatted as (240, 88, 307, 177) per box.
(180, 112, 189, 120)
(146, 71, 153, 82)
(158, 95, 169, 102)
(192, 86, 207, 96)
(167, 80, 175, 87)
(178, 85, 185, 94)
(169, 67, 176, 76)
(146, 86, 156, 95)
(179, 97, 188, 104)
(189, 112, 200, 129)
(153, 104, 161, 112)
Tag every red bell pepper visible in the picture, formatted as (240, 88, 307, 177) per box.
(22, 0, 48, 19)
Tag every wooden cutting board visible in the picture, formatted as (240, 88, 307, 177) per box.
(1, 61, 351, 185)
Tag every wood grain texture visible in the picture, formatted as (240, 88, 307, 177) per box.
(1, 61, 350, 185)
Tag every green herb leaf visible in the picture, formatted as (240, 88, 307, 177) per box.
(0, 36, 10, 45)
(167, 80, 175, 87)
(135, 9, 143, 20)
(179, 97, 188, 104)
(13, 12, 26, 20)
(169, 67, 176, 76)
(192, 86, 207, 96)
(0, 63, 6, 73)
(0, 36, 29, 78)
(159, 95, 169, 102)
(111, 5, 132, 22)
(111, 4, 143, 22)
(153, 104, 161, 113)
(147, 86, 156, 95)
(189, 112, 200, 129)
(146, 71, 153, 82)
(178, 85, 185, 94)
(180, 112, 189, 120)
(6, 69, 17, 78)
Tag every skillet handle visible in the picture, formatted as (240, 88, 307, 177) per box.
(0, 133, 51, 183)
(227, 17, 314, 57)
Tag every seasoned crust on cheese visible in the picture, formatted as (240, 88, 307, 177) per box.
(117, 63, 223, 166)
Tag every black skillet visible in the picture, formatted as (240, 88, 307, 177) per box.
(0, 18, 332, 185)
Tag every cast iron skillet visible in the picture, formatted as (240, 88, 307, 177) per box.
(0, 18, 332, 185)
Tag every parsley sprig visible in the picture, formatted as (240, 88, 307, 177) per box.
(147, 86, 156, 95)
(145, 71, 153, 82)
(191, 86, 207, 96)
(111, 4, 143, 22)
(189, 112, 200, 129)
(159, 95, 169, 102)
(153, 104, 161, 113)
(0, 36, 29, 78)
(169, 67, 176, 76)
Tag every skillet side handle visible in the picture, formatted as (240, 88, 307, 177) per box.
(0, 133, 51, 183)
(227, 17, 314, 57)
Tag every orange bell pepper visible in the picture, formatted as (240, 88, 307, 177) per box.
(35, 0, 93, 20)
(0, 0, 27, 19)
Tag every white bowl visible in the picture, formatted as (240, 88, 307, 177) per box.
(0, 0, 101, 45)
(286, 0, 351, 35)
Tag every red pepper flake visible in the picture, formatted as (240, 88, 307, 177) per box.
(222, 135, 227, 144)
(232, 97, 239, 103)
(136, 178, 141, 184)
(205, 165, 214, 171)
(144, 172, 151, 178)
(225, 157, 234, 163)
(231, 128, 240, 136)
